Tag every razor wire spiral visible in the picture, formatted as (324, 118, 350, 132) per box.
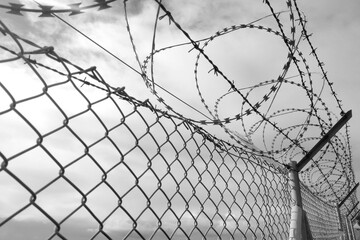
(137, 0, 355, 203)
(0, 0, 358, 239)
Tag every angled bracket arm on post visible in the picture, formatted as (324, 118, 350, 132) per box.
(347, 201, 359, 217)
(338, 183, 359, 208)
(351, 208, 360, 222)
(286, 111, 352, 240)
(296, 110, 352, 172)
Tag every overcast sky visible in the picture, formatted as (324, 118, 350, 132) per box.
(0, 0, 359, 239)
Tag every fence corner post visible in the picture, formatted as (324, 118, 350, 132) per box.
(288, 161, 303, 240)
(337, 204, 344, 232)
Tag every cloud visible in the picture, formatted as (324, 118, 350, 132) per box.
(0, 217, 100, 240)
(125, 0, 147, 16)
(162, 0, 269, 31)
(299, 0, 360, 30)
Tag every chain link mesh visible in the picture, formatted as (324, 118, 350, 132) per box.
(0, 35, 291, 239)
(339, 190, 359, 240)
(300, 183, 341, 239)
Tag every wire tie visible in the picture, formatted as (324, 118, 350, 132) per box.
(80, 77, 88, 87)
(159, 12, 172, 25)
(188, 42, 199, 53)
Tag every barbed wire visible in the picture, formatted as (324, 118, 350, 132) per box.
(144, 0, 355, 204)
(0, 0, 118, 17)
(0, 18, 292, 239)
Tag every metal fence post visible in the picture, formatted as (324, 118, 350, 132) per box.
(337, 205, 344, 231)
(289, 161, 303, 240)
(346, 217, 356, 240)
(287, 111, 352, 240)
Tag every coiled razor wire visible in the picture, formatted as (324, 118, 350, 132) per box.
(0, 0, 358, 239)
(137, 0, 355, 204)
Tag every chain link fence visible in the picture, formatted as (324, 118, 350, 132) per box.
(0, 27, 291, 239)
(300, 183, 341, 239)
(0, 0, 359, 239)
(339, 189, 360, 240)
